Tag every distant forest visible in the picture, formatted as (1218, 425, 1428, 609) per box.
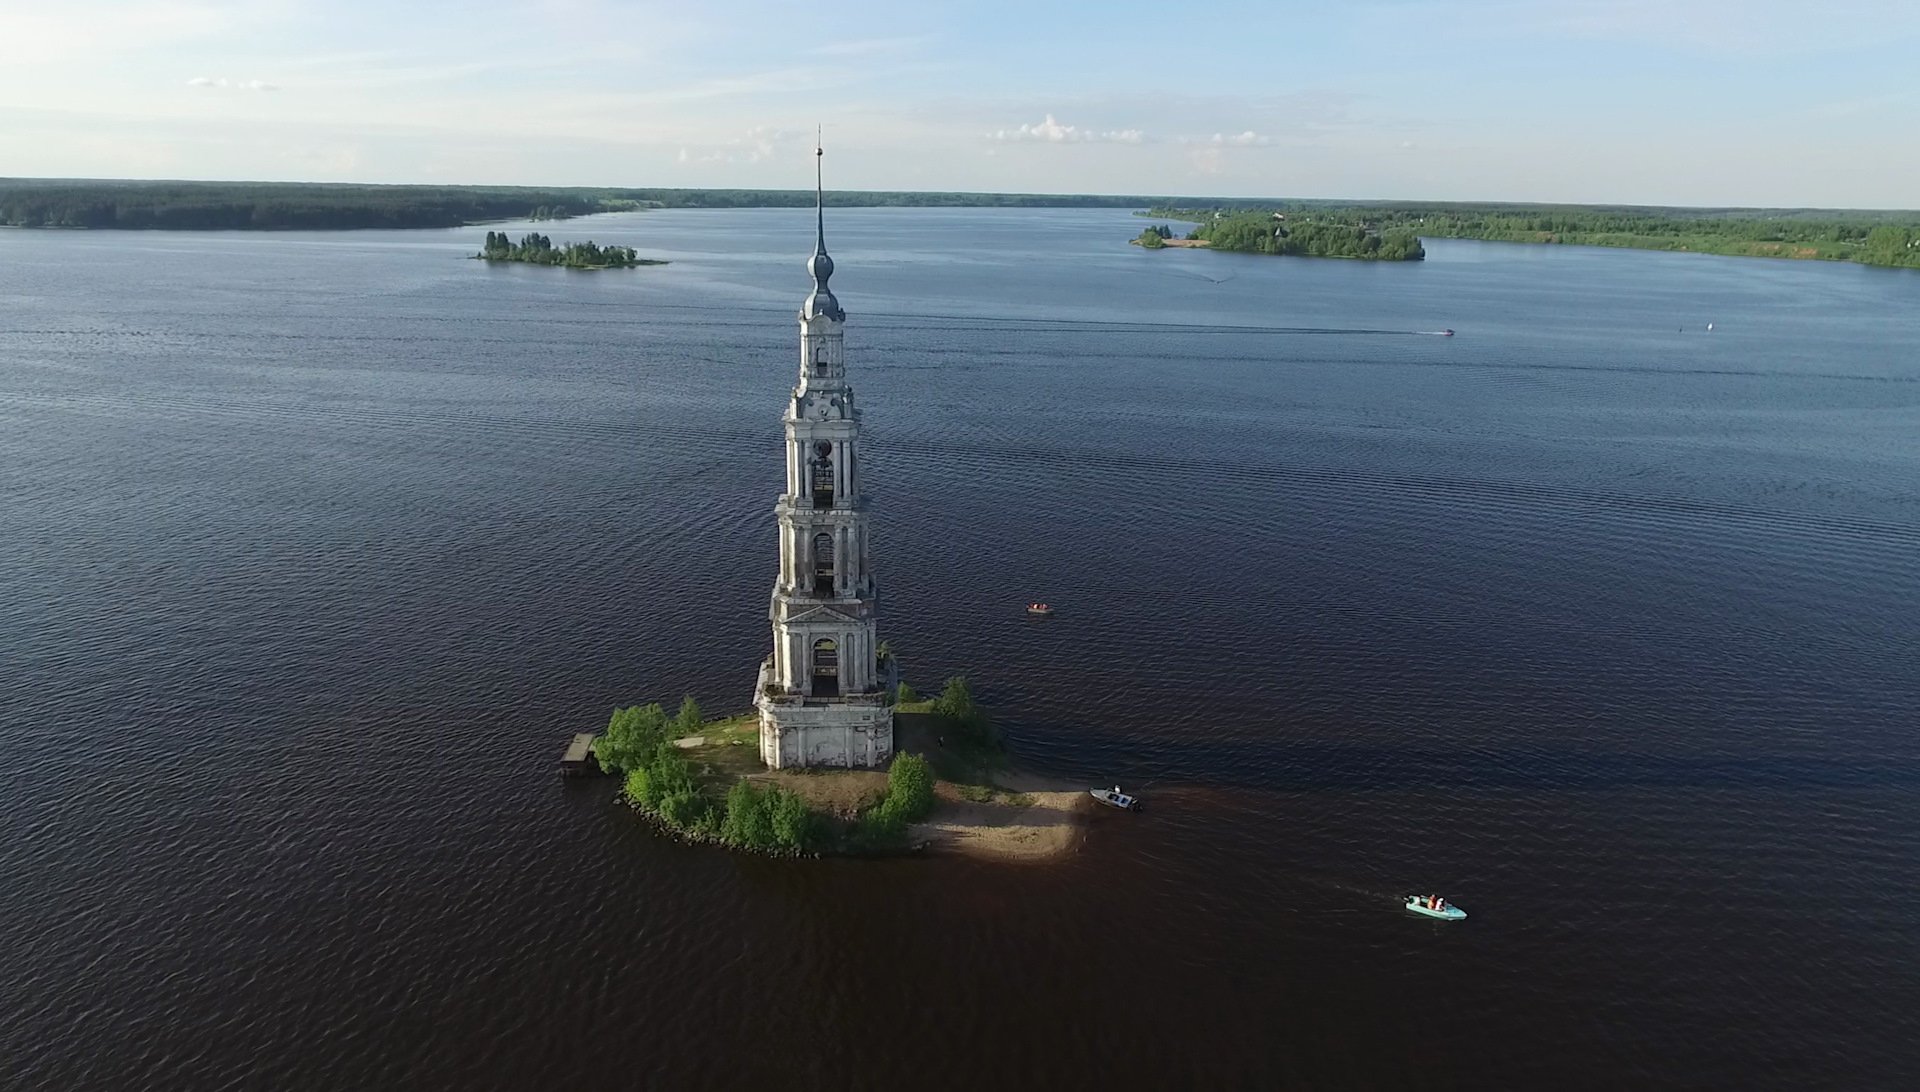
(1147, 201, 1920, 269)
(4, 180, 1916, 272)
(0, 178, 1161, 231)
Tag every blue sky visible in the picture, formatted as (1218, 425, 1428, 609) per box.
(3, 0, 1916, 206)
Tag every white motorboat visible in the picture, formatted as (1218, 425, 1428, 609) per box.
(1404, 894, 1466, 921)
(1090, 786, 1140, 811)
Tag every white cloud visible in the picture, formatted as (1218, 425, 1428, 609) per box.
(675, 125, 808, 167)
(989, 114, 1144, 144)
(1210, 130, 1268, 146)
(187, 76, 278, 91)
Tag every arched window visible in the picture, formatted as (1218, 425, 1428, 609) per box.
(811, 441, 834, 509)
(810, 638, 839, 698)
(812, 531, 835, 595)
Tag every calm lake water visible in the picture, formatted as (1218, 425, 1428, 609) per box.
(3, 208, 1918, 1089)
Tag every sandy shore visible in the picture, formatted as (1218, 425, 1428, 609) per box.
(909, 771, 1088, 862)
(760, 766, 1089, 861)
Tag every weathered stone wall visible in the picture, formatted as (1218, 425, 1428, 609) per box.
(756, 700, 893, 769)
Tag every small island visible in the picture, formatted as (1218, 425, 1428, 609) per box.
(476, 231, 666, 269)
(1131, 223, 1210, 249)
(1136, 210, 1425, 260)
(584, 675, 1085, 861)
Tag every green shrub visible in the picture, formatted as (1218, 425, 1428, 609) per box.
(883, 753, 934, 823)
(768, 789, 818, 852)
(722, 781, 775, 849)
(855, 807, 905, 846)
(659, 789, 709, 830)
(933, 677, 975, 720)
(895, 681, 917, 704)
(931, 676, 998, 751)
(624, 766, 653, 805)
(689, 805, 723, 840)
(674, 695, 702, 736)
(595, 703, 668, 773)
(646, 749, 695, 801)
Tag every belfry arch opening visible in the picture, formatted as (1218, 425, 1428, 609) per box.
(812, 531, 835, 595)
(811, 441, 834, 509)
(810, 638, 839, 698)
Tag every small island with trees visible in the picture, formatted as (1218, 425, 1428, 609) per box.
(1135, 211, 1425, 260)
(476, 231, 665, 270)
(583, 674, 1085, 861)
(1132, 223, 1210, 249)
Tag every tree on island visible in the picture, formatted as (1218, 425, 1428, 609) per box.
(675, 695, 702, 736)
(881, 753, 934, 822)
(592, 696, 825, 853)
(1134, 223, 1179, 249)
(594, 703, 669, 773)
(931, 675, 999, 752)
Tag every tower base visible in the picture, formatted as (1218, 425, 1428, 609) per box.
(754, 659, 894, 769)
(756, 700, 893, 769)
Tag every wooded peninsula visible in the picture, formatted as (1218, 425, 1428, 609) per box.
(1145, 202, 1920, 269)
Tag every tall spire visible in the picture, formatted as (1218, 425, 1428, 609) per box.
(804, 130, 843, 321)
(814, 126, 827, 257)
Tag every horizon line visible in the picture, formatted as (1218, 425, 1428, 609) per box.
(2, 175, 1916, 216)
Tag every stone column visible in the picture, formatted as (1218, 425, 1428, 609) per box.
(846, 524, 858, 592)
(835, 524, 845, 589)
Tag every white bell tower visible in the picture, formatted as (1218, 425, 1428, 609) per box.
(753, 144, 895, 769)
